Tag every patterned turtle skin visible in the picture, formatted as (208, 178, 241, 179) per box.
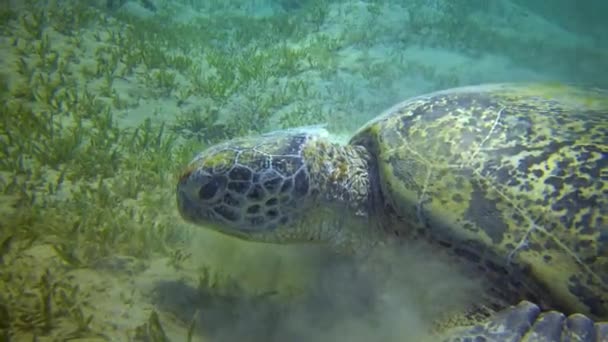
(176, 83, 608, 341)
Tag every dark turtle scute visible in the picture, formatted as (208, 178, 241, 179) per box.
(228, 165, 253, 181)
(271, 156, 303, 177)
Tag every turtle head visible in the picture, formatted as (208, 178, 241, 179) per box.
(177, 128, 326, 243)
(176, 127, 380, 250)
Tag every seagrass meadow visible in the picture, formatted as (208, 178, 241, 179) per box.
(0, 0, 606, 341)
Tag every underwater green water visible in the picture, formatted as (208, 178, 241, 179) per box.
(0, 0, 606, 341)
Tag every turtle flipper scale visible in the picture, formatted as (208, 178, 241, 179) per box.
(441, 301, 607, 342)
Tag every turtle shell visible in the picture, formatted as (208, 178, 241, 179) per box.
(350, 83, 608, 319)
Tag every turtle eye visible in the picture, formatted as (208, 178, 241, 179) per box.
(199, 176, 227, 201)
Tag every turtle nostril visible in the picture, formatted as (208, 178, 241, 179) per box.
(198, 176, 226, 201)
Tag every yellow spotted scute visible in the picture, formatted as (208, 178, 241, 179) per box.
(350, 83, 608, 319)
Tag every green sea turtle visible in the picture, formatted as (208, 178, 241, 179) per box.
(176, 83, 608, 341)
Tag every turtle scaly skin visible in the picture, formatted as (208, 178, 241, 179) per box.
(176, 83, 608, 340)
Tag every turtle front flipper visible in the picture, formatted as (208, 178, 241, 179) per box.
(441, 301, 608, 342)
